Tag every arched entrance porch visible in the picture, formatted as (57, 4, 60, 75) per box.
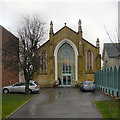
(54, 39, 78, 86)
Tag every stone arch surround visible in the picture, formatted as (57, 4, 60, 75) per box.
(54, 39, 78, 82)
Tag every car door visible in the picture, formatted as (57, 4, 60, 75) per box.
(19, 82, 25, 92)
(12, 82, 21, 92)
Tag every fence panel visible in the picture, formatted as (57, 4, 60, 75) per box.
(114, 66, 118, 89)
(118, 66, 120, 89)
(94, 65, 120, 98)
(118, 66, 120, 97)
(105, 68, 107, 88)
(107, 68, 110, 88)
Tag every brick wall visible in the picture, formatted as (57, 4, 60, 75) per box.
(1, 26, 19, 87)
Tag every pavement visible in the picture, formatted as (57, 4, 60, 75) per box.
(8, 88, 112, 118)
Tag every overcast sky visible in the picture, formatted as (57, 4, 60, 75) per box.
(0, 0, 119, 54)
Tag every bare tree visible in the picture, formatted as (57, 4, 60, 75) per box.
(104, 25, 119, 49)
(3, 15, 46, 94)
(18, 15, 46, 94)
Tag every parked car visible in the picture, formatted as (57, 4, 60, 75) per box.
(2, 80, 40, 94)
(79, 81, 95, 92)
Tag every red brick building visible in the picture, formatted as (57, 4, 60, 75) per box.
(0, 25, 19, 87)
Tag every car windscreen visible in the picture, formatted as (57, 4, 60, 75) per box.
(13, 83, 21, 86)
(29, 83, 35, 86)
(21, 82, 25, 86)
(34, 81, 39, 85)
(85, 81, 93, 85)
(21, 82, 36, 86)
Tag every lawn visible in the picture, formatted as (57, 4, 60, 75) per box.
(95, 99, 120, 119)
(2, 94, 34, 119)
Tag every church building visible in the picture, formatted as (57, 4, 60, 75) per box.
(33, 20, 101, 87)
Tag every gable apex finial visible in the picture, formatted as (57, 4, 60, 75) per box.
(96, 38, 100, 48)
(97, 38, 99, 42)
(78, 19, 82, 33)
(49, 20, 53, 34)
(78, 19, 81, 24)
(50, 21, 53, 25)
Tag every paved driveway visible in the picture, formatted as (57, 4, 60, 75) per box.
(9, 88, 111, 118)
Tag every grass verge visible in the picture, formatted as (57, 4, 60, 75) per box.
(2, 94, 34, 119)
(95, 100, 120, 119)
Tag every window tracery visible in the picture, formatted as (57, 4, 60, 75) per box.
(86, 50, 93, 70)
(40, 51, 47, 71)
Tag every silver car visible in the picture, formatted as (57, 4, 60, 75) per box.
(2, 80, 40, 94)
(79, 81, 95, 92)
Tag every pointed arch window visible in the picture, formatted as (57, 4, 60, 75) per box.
(40, 51, 47, 71)
(86, 50, 93, 70)
(61, 51, 72, 74)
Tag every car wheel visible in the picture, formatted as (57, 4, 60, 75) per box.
(82, 89, 84, 92)
(29, 89, 32, 94)
(92, 89, 95, 92)
(3, 89, 9, 94)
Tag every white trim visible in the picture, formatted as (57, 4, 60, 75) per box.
(54, 39, 78, 81)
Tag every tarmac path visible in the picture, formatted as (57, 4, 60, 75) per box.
(9, 88, 111, 118)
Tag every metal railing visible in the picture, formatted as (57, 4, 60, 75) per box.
(94, 65, 120, 98)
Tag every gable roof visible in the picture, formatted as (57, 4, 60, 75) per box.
(103, 43, 120, 59)
(37, 40, 50, 51)
(54, 25, 96, 48)
(38, 25, 97, 50)
(82, 38, 96, 48)
(54, 25, 78, 35)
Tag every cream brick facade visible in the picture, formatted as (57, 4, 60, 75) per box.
(33, 20, 101, 87)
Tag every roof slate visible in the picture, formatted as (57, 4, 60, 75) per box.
(104, 43, 120, 58)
